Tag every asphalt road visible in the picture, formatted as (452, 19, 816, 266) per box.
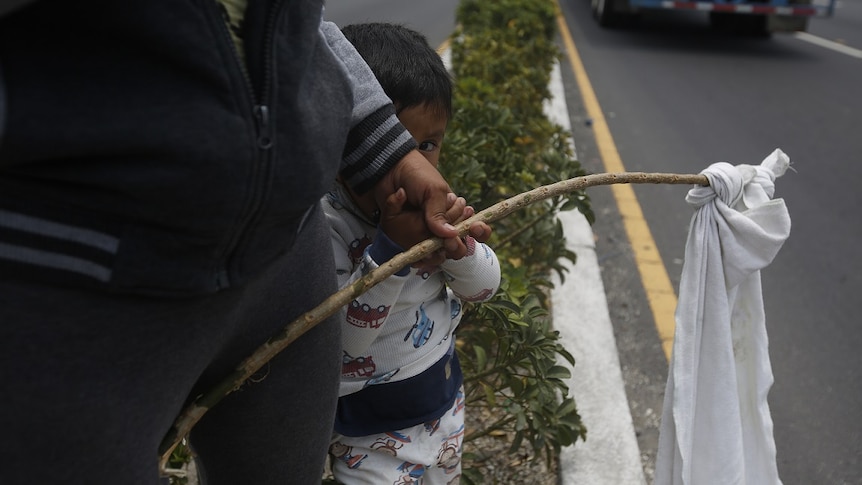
(557, 0, 862, 482)
(323, 0, 460, 46)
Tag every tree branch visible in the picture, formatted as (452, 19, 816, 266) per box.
(157, 171, 708, 474)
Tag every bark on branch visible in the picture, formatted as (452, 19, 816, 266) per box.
(157, 171, 708, 474)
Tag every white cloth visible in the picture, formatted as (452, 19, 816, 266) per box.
(655, 149, 792, 485)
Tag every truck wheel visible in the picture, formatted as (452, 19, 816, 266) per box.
(594, 0, 619, 27)
(708, 11, 734, 31)
(709, 12, 771, 37)
(740, 15, 771, 37)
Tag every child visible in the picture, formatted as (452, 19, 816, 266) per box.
(323, 23, 501, 484)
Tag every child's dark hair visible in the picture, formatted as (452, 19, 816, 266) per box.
(342, 22, 452, 121)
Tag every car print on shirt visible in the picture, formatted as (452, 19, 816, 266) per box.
(463, 236, 493, 259)
(404, 302, 434, 348)
(450, 299, 461, 320)
(342, 352, 375, 378)
(347, 235, 372, 264)
(347, 299, 389, 329)
(415, 260, 440, 280)
(464, 236, 476, 256)
(462, 288, 495, 303)
(364, 368, 400, 387)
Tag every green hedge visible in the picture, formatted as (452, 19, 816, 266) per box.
(443, 0, 594, 482)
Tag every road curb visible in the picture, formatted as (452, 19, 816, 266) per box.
(545, 60, 647, 485)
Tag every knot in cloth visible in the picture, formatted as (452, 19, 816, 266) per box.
(686, 149, 790, 211)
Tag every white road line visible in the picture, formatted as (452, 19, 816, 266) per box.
(794, 31, 862, 59)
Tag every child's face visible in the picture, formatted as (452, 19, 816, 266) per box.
(397, 103, 448, 168)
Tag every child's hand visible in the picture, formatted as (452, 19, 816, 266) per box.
(453, 203, 492, 242)
(380, 189, 492, 264)
(440, 198, 493, 261)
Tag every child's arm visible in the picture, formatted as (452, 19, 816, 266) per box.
(324, 200, 408, 358)
(440, 237, 501, 303)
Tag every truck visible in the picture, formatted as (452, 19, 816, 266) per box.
(591, 0, 836, 35)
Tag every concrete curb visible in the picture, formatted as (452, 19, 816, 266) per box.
(545, 61, 648, 485)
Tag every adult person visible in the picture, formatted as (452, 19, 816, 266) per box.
(0, 1, 483, 483)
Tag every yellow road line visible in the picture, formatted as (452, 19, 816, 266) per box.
(555, 3, 676, 361)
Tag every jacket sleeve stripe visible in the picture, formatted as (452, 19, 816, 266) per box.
(340, 106, 417, 195)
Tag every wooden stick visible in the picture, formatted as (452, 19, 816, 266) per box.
(157, 171, 708, 473)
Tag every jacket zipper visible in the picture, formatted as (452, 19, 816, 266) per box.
(213, 1, 279, 290)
